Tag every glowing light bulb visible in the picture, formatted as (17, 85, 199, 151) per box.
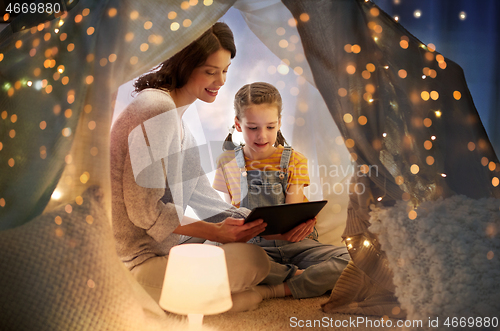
(363, 240, 370, 247)
(27, 81, 32, 86)
(377, 197, 383, 201)
(51, 189, 62, 200)
(383, 133, 387, 137)
(441, 173, 447, 177)
(431, 135, 436, 140)
(459, 11, 466, 20)
(435, 110, 442, 118)
(394, 16, 399, 22)
(414, 10, 422, 18)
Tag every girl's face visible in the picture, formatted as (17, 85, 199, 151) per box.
(180, 48, 232, 104)
(235, 103, 281, 159)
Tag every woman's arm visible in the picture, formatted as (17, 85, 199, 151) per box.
(173, 215, 266, 243)
(223, 193, 232, 204)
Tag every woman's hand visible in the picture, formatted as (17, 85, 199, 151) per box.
(262, 217, 316, 242)
(215, 217, 267, 243)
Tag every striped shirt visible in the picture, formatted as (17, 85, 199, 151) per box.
(213, 145, 310, 207)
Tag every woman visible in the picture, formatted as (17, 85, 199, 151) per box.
(110, 22, 270, 312)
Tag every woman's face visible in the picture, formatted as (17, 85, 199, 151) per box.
(235, 103, 281, 159)
(181, 48, 232, 104)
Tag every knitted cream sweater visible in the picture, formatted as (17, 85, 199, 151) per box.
(110, 88, 248, 269)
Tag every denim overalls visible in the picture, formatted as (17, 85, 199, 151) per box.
(234, 145, 350, 298)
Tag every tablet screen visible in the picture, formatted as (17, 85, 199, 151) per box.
(244, 200, 328, 236)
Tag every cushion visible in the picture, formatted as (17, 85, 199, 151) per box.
(0, 186, 216, 331)
(370, 195, 500, 322)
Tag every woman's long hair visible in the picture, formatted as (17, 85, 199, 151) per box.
(134, 22, 236, 93)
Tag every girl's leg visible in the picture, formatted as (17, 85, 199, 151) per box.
(282, 239, 350, 299)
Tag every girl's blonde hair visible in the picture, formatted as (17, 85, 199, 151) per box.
(223, 82, 287, 150)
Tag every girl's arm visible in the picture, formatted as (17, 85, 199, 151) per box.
(285, 184, 305, 204)
(262, 184, 315, 242)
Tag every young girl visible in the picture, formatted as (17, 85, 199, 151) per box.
(213, 82, 350, 299)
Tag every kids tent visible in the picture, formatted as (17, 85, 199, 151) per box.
(0, 0, 499, 329)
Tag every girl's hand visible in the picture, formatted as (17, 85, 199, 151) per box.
(262, 217, 316, 242)
(215, 217, 267, 243)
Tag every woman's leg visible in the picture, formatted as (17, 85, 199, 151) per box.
(221, 243, 271, 311)
(130, 255, 169, 303)
(131, 243, 270, 312)
(221, 243, 270, 292)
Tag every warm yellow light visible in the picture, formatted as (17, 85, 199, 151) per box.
(370, 7, 379, 16)
(467, 142, 476, 151)
(366, 63, 376, 72)
(346, 64, 356, 74)
(343, 114, 353, 123)
(160, 244, 232, 327)
(435, 110, 442, 118)
(358, 116, 367, 125)
(363, 240, 370, 247)
(130, 10, 139, 20)
(171, 22, 180, 31)
(351, 44, 361, 53)
(51, 189, 62, 200)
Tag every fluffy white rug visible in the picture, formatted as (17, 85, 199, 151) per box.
(370, 195, 500, 330)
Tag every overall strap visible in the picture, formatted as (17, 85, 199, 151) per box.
(278, 146, 293, 179)
(234, 145, 248, 204)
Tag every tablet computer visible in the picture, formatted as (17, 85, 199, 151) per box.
(244, 200, 328, 236)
